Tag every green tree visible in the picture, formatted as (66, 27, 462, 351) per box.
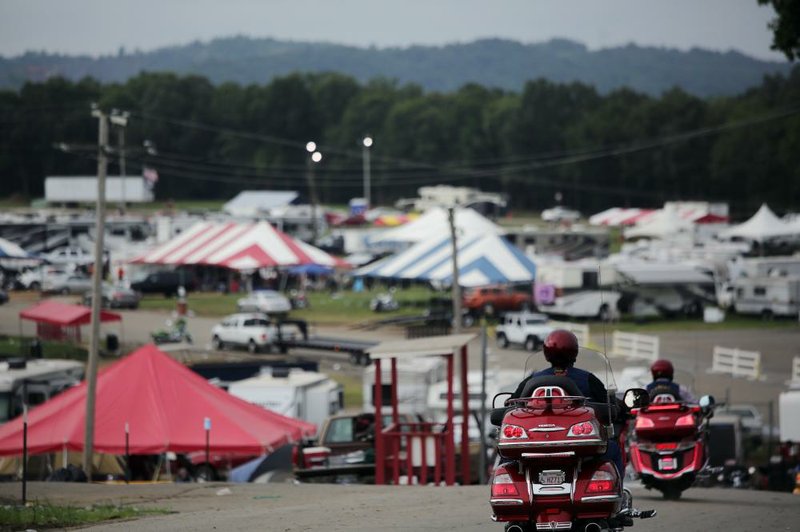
(759, 0, 800, 60)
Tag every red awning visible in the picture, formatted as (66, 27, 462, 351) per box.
(0, 344, 316, 456)
(130, 221, 349, 270)
(20, 300, 121, 327)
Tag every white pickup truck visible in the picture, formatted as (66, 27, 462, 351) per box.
(495, 312, 555, 352)
(211, 313, 290, 354)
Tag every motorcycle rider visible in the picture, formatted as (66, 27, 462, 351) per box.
(510, 329, 623, 477)
(647, 359, 696, 403)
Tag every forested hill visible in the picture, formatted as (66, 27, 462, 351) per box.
(0, 37, 792, 97)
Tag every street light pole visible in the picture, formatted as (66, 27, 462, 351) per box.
(83, 104, 109, 478)
(362, 136, 372, 208)
(110, 110, 129, 211)
(305, 142, 322, 245)
(448, 206, 462, 334)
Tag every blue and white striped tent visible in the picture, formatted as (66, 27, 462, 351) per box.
(355, 232, 536, 287)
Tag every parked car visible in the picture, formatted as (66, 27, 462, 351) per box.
(44, 246, 95, 267)
(18, 265, 72, 291)
(541, 206, 581, 223)
(130, 271, 195, 297)
(0, 289, 8, 305)
(211, 313, 289, 353)
(494, 312, 554, 351)
(83, 284, 140, 309)
(718, 404, 764, 437)
(237, 290, 291, 315)
(462, 284, 533, 316)
(44, 274, 92, 295)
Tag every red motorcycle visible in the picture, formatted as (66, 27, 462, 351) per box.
(489, 348, 655, 532)
(628, 392, 715, 500)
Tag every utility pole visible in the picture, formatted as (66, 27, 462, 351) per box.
(83, 105, 109, 478)
(110, 110, 129, 211)
(448, 206, 462, 334)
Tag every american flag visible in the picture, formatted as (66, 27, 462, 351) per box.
(143, 167, 159, 189)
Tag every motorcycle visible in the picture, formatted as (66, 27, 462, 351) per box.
(369, 291, 399, 312)
(489, 348, 655, 532)
(151, 318, 193, 345)
(628, 388, 716, 500)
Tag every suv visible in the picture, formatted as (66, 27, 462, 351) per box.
(462, 284, 533, 316)
(130, 271, 195, 297)
(211, 313, 285, 354)
(495, 312, 554, 351)
(237, 290, 291, 315)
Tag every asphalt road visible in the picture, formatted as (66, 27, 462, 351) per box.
(1, 482, 797, 531)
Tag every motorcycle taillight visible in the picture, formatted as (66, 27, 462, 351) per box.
(675, 413, 696, 427)
(501, 424, 527, 439)
(491, 472, 519, 496)
(635, 416, 655, 429)
(567, 421, 597, 437)
(586, 469, 616, 493)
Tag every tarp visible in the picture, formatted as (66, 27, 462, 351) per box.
(356, 232, 536, 287)
(367, 207, 501, 249)
(0, 237, 30, 259)
(719, 204, 796, 242)
(130, 221, 348, 270)
(0, 344, 316, 456)
(20, 300, 121, 326)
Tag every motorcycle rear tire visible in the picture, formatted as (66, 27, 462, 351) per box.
(662, 486, 682, 500)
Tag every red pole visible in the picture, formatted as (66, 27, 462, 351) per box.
(445, 354, 455, 485)
(460, 345, 471, 485)
(391, 358, 399, 425)
(374, 358, 384, 484)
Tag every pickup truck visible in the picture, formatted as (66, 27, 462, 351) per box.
(293, 411, 484, 484)
(494, 311, 554, 351)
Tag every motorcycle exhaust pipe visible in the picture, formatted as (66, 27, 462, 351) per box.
(584, 523, 602, 532)
(506, 525, 525, 532)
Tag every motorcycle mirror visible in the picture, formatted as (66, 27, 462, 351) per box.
(623, 388, 650, 410)
(699, 395, 715, 409)
(493, 392, 512, 409)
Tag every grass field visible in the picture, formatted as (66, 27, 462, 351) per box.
(0, 503, 168, 529)
(138, 286, 440, 324)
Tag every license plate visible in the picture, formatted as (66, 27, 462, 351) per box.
(658, 457, 676, 471)
(538, 470, 566, 485)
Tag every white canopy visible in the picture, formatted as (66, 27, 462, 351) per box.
(367, 207, 501, 249)
(719, 204, 796, 242)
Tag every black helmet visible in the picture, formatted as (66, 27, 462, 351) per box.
(543, 329, 579, 368)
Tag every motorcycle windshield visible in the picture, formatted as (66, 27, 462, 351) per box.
(523, 346, 617, 396)
(615, 365, 696, 401)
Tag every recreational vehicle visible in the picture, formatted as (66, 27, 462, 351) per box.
(534, 260, 621, 320)
(727, 275, 800, 318)
(0, 358, 84, 424)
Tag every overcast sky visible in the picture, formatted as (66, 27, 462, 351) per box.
(0, 0, 786, 62)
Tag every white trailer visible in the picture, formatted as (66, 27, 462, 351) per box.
(362, 356, 445, 416)
(227, 368, 343, 428)
(729, 275, 800, 318)
(0, 358, 84, 425)
(535, 260, 621, 320)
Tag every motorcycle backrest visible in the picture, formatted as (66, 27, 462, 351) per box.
(520, 375, 582, 398)
(652, 394, 677, 404)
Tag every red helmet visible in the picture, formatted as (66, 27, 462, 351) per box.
(543, 329, 579, 368)
(650, 359, 674, 381)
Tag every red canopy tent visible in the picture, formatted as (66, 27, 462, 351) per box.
(19, 300, 122, 342)
(0, 344, 316, 456)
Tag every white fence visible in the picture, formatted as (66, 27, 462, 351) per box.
(610, 331, 660, 363)
(792, 357, 800, 384)
(548, 321, 590, 347)
(710, 346, 761, 380)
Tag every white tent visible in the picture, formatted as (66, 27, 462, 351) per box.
(719, 204, 795, 242)
(355, 232, 535, 287)
(367, 207, 502, 250)
(624, 207, 694, 240)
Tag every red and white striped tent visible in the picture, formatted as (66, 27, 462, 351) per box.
(589, 208, 657, 227)
(131, 221, 348, 270)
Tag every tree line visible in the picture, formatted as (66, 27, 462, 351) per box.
(0, 68, 798, 217)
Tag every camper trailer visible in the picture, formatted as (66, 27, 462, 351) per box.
(614, 261, 717, 318)
(534, 260, 621, 320)
(227, 368, 342, 427)
(727, 275, 800, 318)
(0, 358, 84, 424)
